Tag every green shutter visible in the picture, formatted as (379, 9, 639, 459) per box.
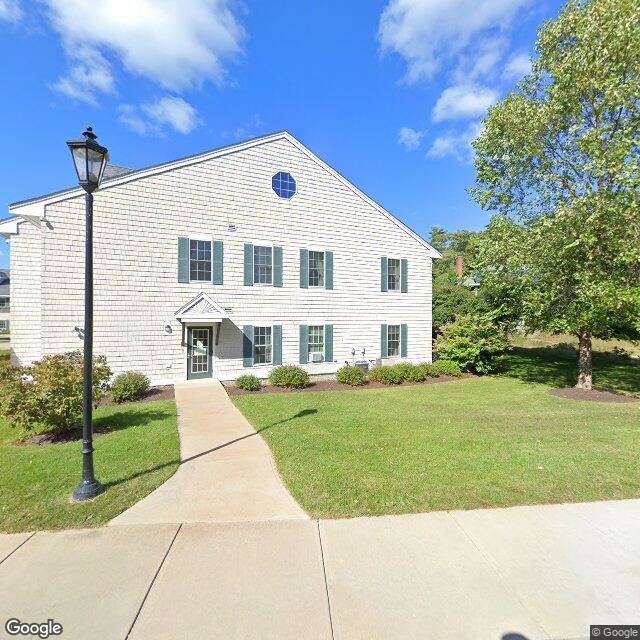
(325, 251, 333, 290)
(274, 246, 283, 287)
(273, 325, 282, 365)
(300, 249, 309, 288)
(324, 324, 333, 362)
(213, 241, 224, 285)
(244, 244, 253, 286)
(401, 324, 408, 358)
(178, 237, 189, 283)
(401, 259, 408, 293)
(381, 257, 388, 292)
(299, 325, 309, 364)
(243, 325, 253, 367)
(380, 324, 388, 358)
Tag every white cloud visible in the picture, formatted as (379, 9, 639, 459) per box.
(0, 0, 21, 22)
(503, 52, 532, 81)
(398, 126, 425, 150)
(379, 0, 531, 84)
(426, 121, 482, 163)
(432, 84, 498, 122)
(120, 96, 201, 136)
(46, 0, 245, 102)
(225, 113, 263, 141)
(52, 47, 115, 105)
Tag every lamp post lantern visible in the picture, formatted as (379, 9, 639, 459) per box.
(67, 127, 109, 501)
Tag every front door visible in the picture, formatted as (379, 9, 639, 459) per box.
(187, 327, 213, 380)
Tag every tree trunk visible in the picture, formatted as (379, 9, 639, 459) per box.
(576, 329, 593, 390)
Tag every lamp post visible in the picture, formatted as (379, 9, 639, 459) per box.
(66, 127, 109, 501)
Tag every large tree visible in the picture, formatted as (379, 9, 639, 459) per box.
(472, 0, 640, 389)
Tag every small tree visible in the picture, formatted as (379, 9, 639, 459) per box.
(472, 0, 640, 389)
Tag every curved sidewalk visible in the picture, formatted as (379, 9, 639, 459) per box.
(110, 379, 307, 525)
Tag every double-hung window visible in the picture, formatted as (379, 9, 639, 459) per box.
(308, 325, 324, 359)
(254, 245, 273, 285)
(189, 239, 212, 282)
(0, 297, 8, 308)
(387, 258, 401, 291)
(387, 324, 401, 357)
(253, 326, 272, 364)
(308, 251, 325, 287)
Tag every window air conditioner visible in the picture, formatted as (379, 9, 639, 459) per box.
(309, 352, 324, 363)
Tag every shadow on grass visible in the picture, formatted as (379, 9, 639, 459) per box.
(93, 408, 175, 432)
(497, 345, 640, 396)
(104, 459, 180, 488)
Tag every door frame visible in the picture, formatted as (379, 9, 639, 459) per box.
(186, 325, 215, 380)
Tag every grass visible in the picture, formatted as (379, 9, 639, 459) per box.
(234, 377, 640, 519)
(501, 334, 640, 397)
(0, 351, 9, 362)
(0, 400, 179, 533)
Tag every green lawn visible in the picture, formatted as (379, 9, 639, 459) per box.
(234, 377, 640, 518)
(499, 340, 640, 397)
(0, 400, 179, 533)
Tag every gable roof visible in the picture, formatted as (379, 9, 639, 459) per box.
(8, 131, 441, 258)
(175, 292, 228, 322)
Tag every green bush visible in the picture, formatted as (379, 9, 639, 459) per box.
(430, 359, 462, 377)
(0, 351, 111, 436)
(369, 365, 405, 385)
(405, 363, 428, 382)
(111, 371, 150, 403)
(435, 315, 509, 373)
(269, 365, 310, 389)
(235, 374, 261, 391)
(336, 365, 367, 386)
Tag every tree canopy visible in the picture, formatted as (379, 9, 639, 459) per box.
(472, 0, 640, 388)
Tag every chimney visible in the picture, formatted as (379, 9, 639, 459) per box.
(455, 255, 464, 279)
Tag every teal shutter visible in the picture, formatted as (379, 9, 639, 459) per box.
(324, 324, 333, 362)
(401, 324, 408, 358)
(273, 325, 282, 365)
(325, 251, 333, 290)
(274, 246, 283, 287)
(380, 324, 388, 358)
(300, 249, 309, 288)
(381, 257, 388, 292)
(299, 325, 309, 364)
(243, 326, 253, 367)
(213, 241, 224, 285)
(178, 237, 189, 283)
(244, 244, 253, 286)
(401, 259, 408, 293)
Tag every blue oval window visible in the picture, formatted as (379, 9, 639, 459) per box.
(272, 171, 296, 199)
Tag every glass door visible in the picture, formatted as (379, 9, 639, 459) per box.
(187, 327, 213, 380)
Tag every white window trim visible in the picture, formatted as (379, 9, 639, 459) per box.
(271, 170, 298, 202)
(188, 235, 214, 284)
(252, 242, 275, 287)
(307, 249, 326, 289)
(252, 324, 274, 367)
(306, 323, 327, 364)
(386, 256, 403, 293)
(386, 323, 402, 358)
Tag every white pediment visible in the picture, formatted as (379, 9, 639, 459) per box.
(175, 292, 228, 322)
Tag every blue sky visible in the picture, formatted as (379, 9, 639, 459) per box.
(0, 0, 564, 268)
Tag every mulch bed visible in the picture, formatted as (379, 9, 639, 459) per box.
(549, 387, 638, 403)
(15, 424, 115, 447)
(225, 373, 474, 396)
(15, 386, 176, 446)
(99, 385, 175, 406)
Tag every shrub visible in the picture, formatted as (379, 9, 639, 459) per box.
(0, 351, 111, 436)
(269, 365, 310, 389)
(405, 363, 428, 382)
(430, 359, 462, 377)
(235, 374, 261, 392)
(435, 315, 509, 373)
(336, 365, 366, 386)
(111, 371, 150, 403)
(369, 365, 404, 385)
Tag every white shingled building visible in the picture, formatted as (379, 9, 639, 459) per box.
(1, 132, 440, 384)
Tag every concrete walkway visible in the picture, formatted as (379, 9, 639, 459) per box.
(110, 379, 307, 525)
(1, 499, 639, 639)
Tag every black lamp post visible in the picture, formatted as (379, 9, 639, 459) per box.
(67, 127, 109, 502)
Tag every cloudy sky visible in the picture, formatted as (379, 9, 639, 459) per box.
(0, 0, 563, 267)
